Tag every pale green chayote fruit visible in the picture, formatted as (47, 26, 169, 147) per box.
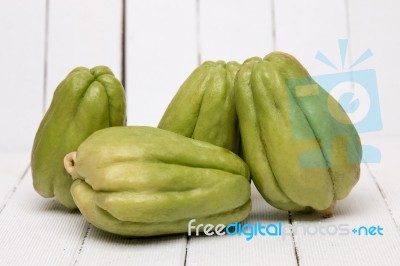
(65, 126, 251, 236)
(159, 61, 241, 154)
(235, 52, 362, 217)
(31, 66, 126, 209)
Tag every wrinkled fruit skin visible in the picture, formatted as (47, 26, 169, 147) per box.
(158, 61, 241, 153)
(31, 66, 126, 209)
(67, 126, 251, 237)
(235, 52, 362, 215)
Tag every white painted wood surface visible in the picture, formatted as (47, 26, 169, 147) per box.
(0, 0, 45, 152)
(348, 0, 400, 137)
(199, 0, 273, 63)
(185, 184, 298, 266)
(274, 0, 349, 75)
(45, 0, 123, 108)
(126, 0, 198, 127)
(1, 0, 399, 265)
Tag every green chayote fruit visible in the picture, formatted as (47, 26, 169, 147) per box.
(31, 66, 126, 209)
(235, 52, 362, 216)
(65, 126, 251, 237)
(158, 61, 241, 153)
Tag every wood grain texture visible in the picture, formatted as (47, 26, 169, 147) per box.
(348, 0, 400, 137)
(0, 152, 30, 212)
(365, 137, 400, 237)
(291, 164, 400, 266)
(45, 0, 123, 108)
(0, 171, 87, 265)
(199, 0, 273, 63)
(73, 228, 186, 266)
(274, 0, 349, 75)
(185, 184, 298, 266)
(126, 0, 198, 127)
(0, 0, 46, 152)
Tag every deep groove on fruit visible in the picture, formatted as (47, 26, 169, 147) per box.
(0, 164, 30, 215)
(288, 211, 300, 266)
(365, 163, 400, 237)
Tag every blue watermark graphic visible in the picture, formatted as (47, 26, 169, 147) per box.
(188, 219, 384, 241)
(288, 39, 382, 166)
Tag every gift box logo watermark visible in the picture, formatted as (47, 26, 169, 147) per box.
(288, 39, 382, 166)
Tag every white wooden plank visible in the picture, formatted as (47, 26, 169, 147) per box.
(274, 0, 349, 75)
(365, 137, 400, 234)
(126, 0, 198, 127)
(186, 184, 298, 266)
(290, 164, 400, 266)
(200, 0, 273, 63)
(46, 0, 123, 108)
(0, 152, 29, 209)
(0, 170, 87, 265)
(348, 0, 400, 137)
(73, 228, 186, 266)
(0, 0, 45, 151)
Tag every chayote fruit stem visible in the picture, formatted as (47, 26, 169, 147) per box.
(64, 152, 82, 181)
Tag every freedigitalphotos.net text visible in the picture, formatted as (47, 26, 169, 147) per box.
(188, 219, 383, 241)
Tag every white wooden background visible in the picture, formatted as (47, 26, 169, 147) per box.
(1, 0, 400, 265)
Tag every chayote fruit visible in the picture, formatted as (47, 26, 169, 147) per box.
(31, 66, 126, 209)
(158, 61, 241, 153)
(235, 52, 362, 216)
(64, 126, 251, 236)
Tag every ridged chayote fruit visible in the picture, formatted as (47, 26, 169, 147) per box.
(158, 61, 241, 153)
(235, 52, 362, 217)
(64, 126, 251, 236)
(31, 66, 126, 209)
